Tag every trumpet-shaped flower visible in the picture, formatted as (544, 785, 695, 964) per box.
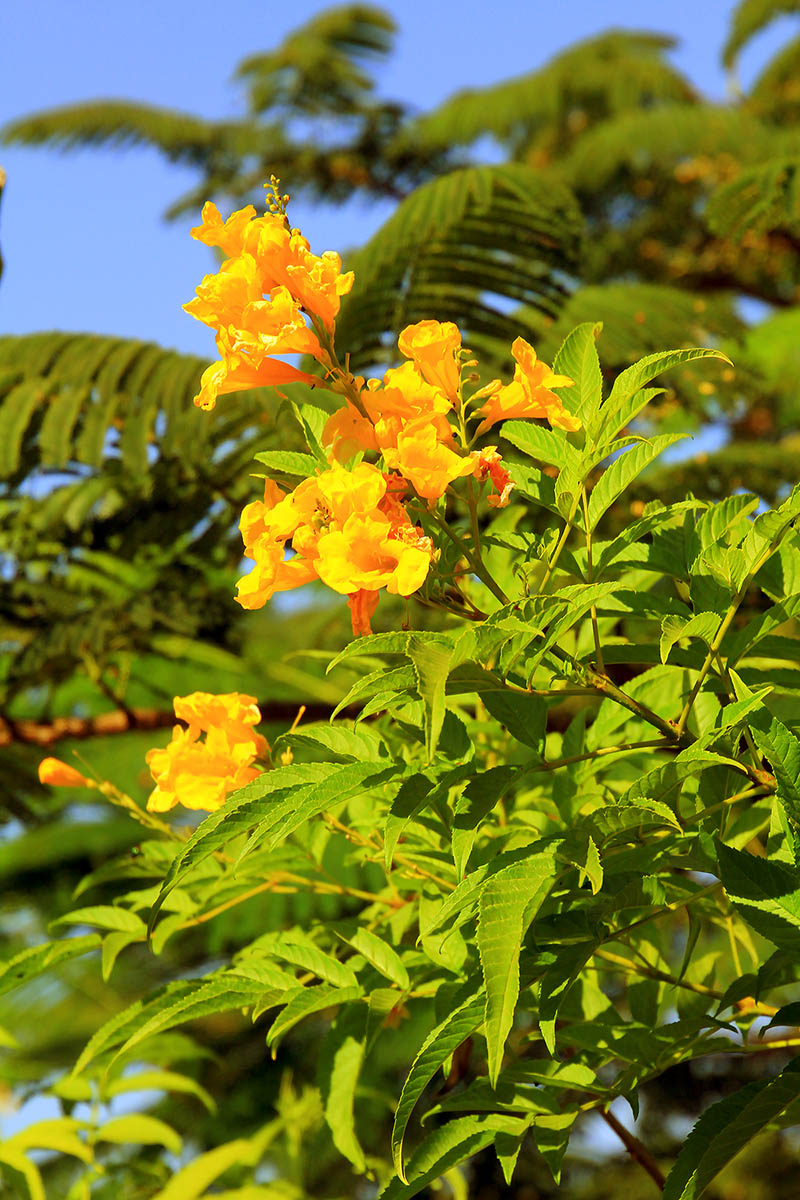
(398, 320, 462, 400)
(475, 338, 579, 435)
(193, 345, 317, 411)
(383, 418, 474, 500)
(316, 513, 432, 597)
(146, 692, 268, 813)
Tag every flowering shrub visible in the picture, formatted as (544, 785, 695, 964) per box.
(9, 181, 800, 1199)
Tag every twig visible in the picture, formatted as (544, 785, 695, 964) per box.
(599, 1107, 665, 1191)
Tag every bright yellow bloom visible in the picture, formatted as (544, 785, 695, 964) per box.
(190, 201, 259, 257)
(145, 692, 268, 813)
(184, 254, 262, 333)
(236, 286, 324, 363)
(323, 400, 379, 461)
(287, 246, 354, 332)
(475, 338, 578, 435)
(38, 758, 91, 788)
(236, 538, 318, 610)
(383, 418, 474, 500)
(315, 512, 432, 597)
(398, 320, 462, 400)
(368, 361, 454, 451)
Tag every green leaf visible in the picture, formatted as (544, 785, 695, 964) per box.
(477, 853, 556, 1086)
(391, 987, 485, 1177)
(587, 434, 687, 530)
(383, 1114, 526, 1199)
(718, 842, 800, 951)
(552, 321, 602, 431)
(659, 612, 719, 664)
(0, 935, 101, 998)
(97, 1114, 182, 1155)
(600, 348, 731, 436)
(52, 905, 146, 935)
(270, 938, 358, 989)
(501, 421, 570, 469)
(663, 1059, 800, 1200)
(266, 984, 362, 1051)
(452, 767, 518, 880)
(106, 1069, 216, 1112)
(344, 928, 409, 989)
(151, 1136, 267, 1200)
(252, 449, 321, 475)
(320, 1005, 367, 1173)
(481, 691, 546, 751)
(408, 635, 453, 762)
(0, 1117, 91, 1162)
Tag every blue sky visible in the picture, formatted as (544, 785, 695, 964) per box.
(0, 1, 796, 359)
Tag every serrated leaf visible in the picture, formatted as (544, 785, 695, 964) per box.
(587, 435, 687, 530)
(391, 987, 485, 1177)
(663, 1059, 800, 1200)
(266, 984, 362, 1051)
(408, 635, 453, 762)
(660, 612, 718, 664)
(718, 842, 800, 950)
(344, 928, 409, 989)
(52, 905, 146, 935)
(478, 853, 556, 1086)
(252, 449, 320, 475)
(106, 1069, 216, 1112)
(501, 421, 569, 469)
(0, 935, 101, 999)
(600, 348, 731, 438)
(551, 321, 602, 431)
(481, 691, 545, 751)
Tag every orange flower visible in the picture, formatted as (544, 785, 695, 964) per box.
(190, 201, 259, 257)
(145, 692, 268, 813)
(287, 245, 354, 332)
(236, 539, 318, 610)
(398, 320, 462, 400)
(184, 254, 262, 333)
(347, 589, 381, 637)
(475, 338, 578, 435)
(38, 758, 91, 788)
(193, 342, 318, 411)
(383, 418, 474, 500)
(472, 447, 515, 508)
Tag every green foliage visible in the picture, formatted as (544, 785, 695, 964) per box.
(5, 3, 800, 1198)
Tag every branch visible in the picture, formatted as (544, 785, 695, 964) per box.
(0, 701, 349, 747)
(599, 1107, 665, 1191)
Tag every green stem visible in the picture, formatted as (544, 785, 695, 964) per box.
(429, 508, 509, 606)
(524, 738, 668, 774)
(539, 491, 582, 589)
(581, 487, 604, 671)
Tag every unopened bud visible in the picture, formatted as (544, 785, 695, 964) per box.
(38, 758, 92, 788)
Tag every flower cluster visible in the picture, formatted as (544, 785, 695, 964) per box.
(184, 179, 353, 411)
(186, 182, 579, 635)
(145, 692, 268, 813)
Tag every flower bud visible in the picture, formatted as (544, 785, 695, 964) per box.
(38, 758, 91, 788)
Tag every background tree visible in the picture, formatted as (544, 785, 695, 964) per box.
(2, 1, 800, 1196)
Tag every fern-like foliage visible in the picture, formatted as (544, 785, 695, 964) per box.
(236, 4, 395, 115)
(723, 0, 800, 68)
(337, 164, 583, 369)
(394, 31, 696, 162)
(559, 104, 800, 193)
(706, 157, 800, 239)
(749, 34, 800, 120)
(0, 333, 313, 706)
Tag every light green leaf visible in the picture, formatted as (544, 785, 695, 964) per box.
(97, 1114, 182, 1155)
(718, 842, 800, 951)
(659, 612, 719, 664)
(266, 984, 362, 1051)
(478, 854, 556, 1085)
(0, 935, 101, 999)
(382, 1114, 526, 1200)
(151, 1136, 266, 1200)
(106, 1069, 216, 1113)
(408, 635, 453, 762)
(52, 905, 146, 935)
(344, 928, 409, 989)
(551, 321, 602, 431)
(1, 1117, 91, 1162)
(271, 939, 358, 989)
(320, 1006, 367, 1173)
(500, 421, 570, 469)
(600, 348, 731, 437)
(587, 434, 686, 530)
(252, 449, 320, 475)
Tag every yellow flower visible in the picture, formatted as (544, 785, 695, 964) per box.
(383, 418, 474, 500)
(145, 692, 268, 813)
(286, 245, 354, 332)
(323, 400, 379, 461)
(369, 361, 454, 451)
(189, 201, 259, 257)
(398, 320, 462, 400)
(235, 538, 318, 610)
(38, 758, 91, 788)
(236, 286, 324, 363)
(475, 338, 578, 435)
(184, 254, 261, 333)
(316, 513, 432, 597)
